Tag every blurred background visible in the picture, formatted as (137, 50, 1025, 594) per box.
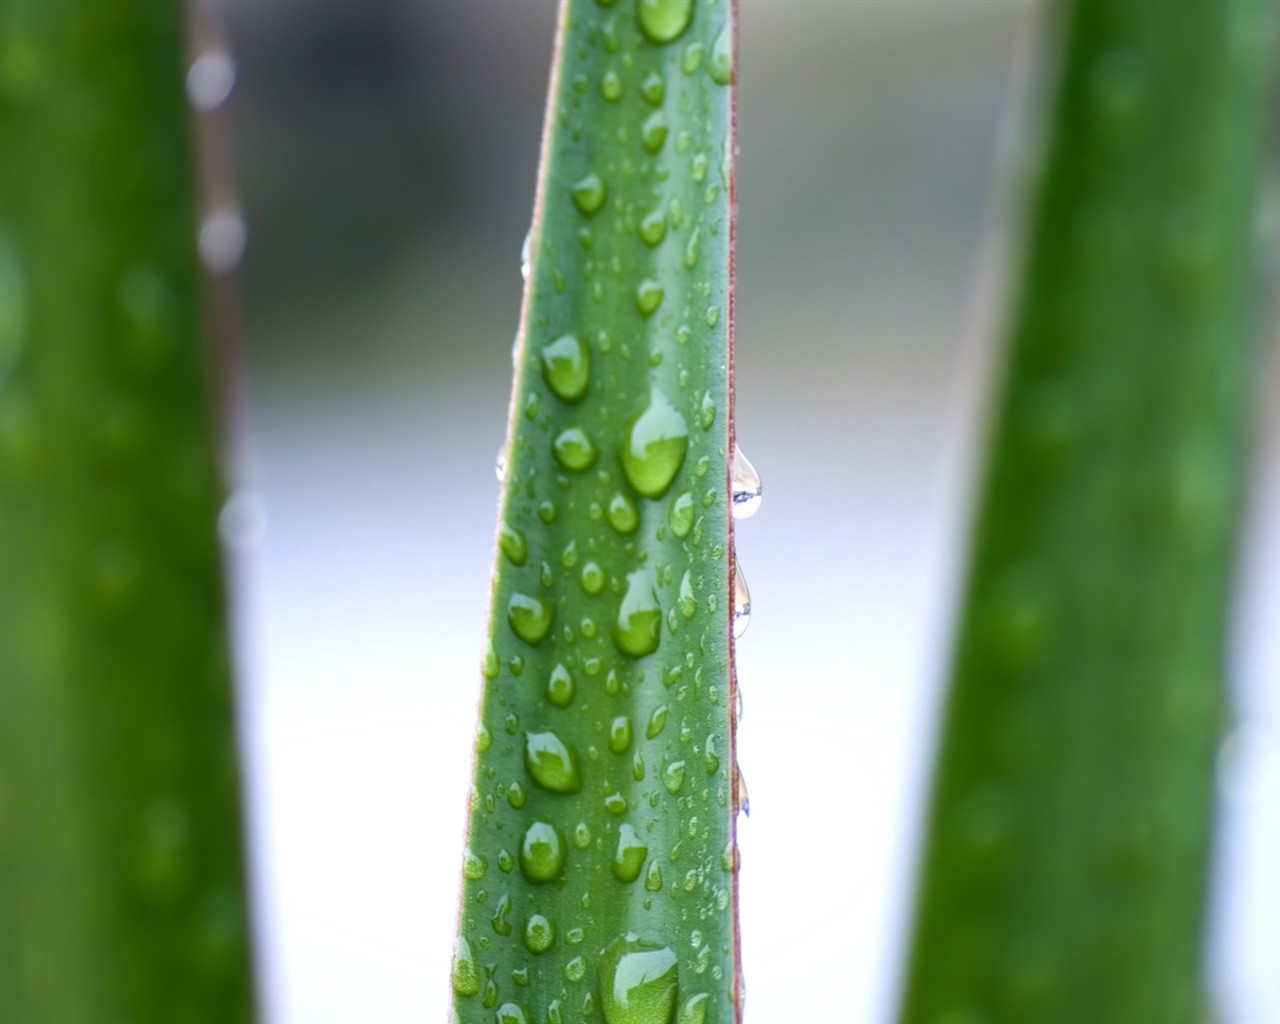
(213, 2, 1280, 1021)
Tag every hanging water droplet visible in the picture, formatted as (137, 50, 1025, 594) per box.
(186, 50, 236, 112)
(508, 592, 554, 645)
(452, 935, 481, 996)
(520, 229, 532, 280)
(621, 387, 689, 499)
(635, 279, 664, 318)
(525, 731, 583, 793)
(735, 685, 744, 722)
(554, 427, 599, 471)
(519, 821, 567, 882)
(612, 824, 649, 883)
(708, 25, 732, 86)
(598, 934, 680, 1024)
(572, 173, 607, 216)
(525, 913, 555, 954)
(735, 764, 750, 817)
(614, 569, 663, 657)
(198, 207, 246, 273)
(730, 445, 762, 518)
(733, 560, 751, 639)
(495, 446, 507, 482)
(542, 334, 590, 402)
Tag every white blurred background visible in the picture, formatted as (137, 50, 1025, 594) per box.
(213, 2, 1280, 1021)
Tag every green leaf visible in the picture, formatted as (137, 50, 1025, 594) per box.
(902, 2, 1276, 1022)
(0, 3, 255, 1020)
(454, 2, 740, 1022)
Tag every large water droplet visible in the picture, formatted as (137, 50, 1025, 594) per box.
(613, 824, 650, 883)
(732, 560, 751, 639)
(542, 334, 590, 402)
(730, 445, 761, 518)
(638, 0, 693, 44)
(610, 715, 634, 754)
(614, 569, 662, 657)
(598, 934, 679, 1024)
(525, 731, 583, 793)
(525, 913, 555, 954)
(708, 25, 732, 85)
(520, 821, 567, 882)
(554, 427, 599, 471)
(186, 50, 236, 111)
(452, 935, 481, 996)
(509, 592, 554, 645)
(622, 388, 689, 499)
(500, 524, 528, 566)
(463, 849, 489, 880)
(572, 173, 607, 216)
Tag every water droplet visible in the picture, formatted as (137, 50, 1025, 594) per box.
(476, 723, 493, 751)
(621, 387, 689, 499)
(554, 427, 599, 471)
(542, 333, 590, 401)
(677, 993, 709, 1024)
(197, 207, 246, 273)
(704, 736, 719, 775)
(698, 393, 715, 430)
(642, 111, 669, 154)
(607, 492, 640, 534)
(561, 540, 580, 569)
(662, 760, 687, 795)
(602, 68, 623, 101)
(508, 781, 527, 809)
(677, 571, 696, 620)
(690, 153, 708, 183)
(614, 569, 663, 657)
(683, 227, 701, 269)
(646, 705, 669, 739)
(572, 174, 607, 216)
(186, 50, 236, 111)
(521, 229, 532, 280)
(525, 913, 555, 954)
(598, 934, 679, 1024)
(452, 936, 481, 996)
(500, 524, 528, 566)
(464, 849, 489, 880)
(708, 26, 732, 85)
(613, 824, 649, 883)
(490, 891, 517, 936)
(637, 0, 693, 44)
(581, 561, 606, 596)
(681, 41, 704, 74)
(635, 280, 664, 318)
(669, 493, 694, 538)
(604, 792, 629, 815)
(730, 445, 762, 518)
(632, 750, 647, 781)
(495, 446, 507, 482)
(496, 1003, 527, 1024)
(638, 210, 668, 247)
(645, 860, 664, 892)
(732, 560, 751, 638)
(519, 821, 567, 883)
(508, 592, 554, 645)
(735, 765, 750, 817)
(525, 731, 583, 793)
(565, 956, 587, 983)
(538, 501, 557, 523)
(609, 715, 634, 754)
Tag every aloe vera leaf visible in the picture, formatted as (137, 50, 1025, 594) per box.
(901, 3, 1276, 1022)
(0, 3, 255, 1020)
(452, 2, 740, 1022)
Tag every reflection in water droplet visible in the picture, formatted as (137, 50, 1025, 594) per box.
(525, 731, 583, 793)
(731, 445, 761, 518)
(186, 50, 236, 111)
(622, 388, 689, 499)
(614, 569, 663, 657)
(733, 560, 751, 639)
(612, 824, 649, 882)
(598, 933, 680, 1024)
(520, 821, 567, 882)
(197, 208, 247, 273)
